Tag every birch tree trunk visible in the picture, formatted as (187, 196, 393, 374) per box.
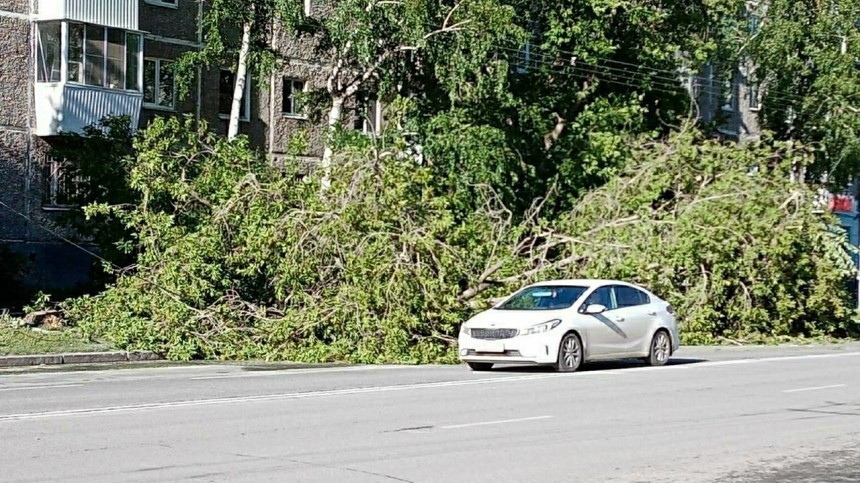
(228, 19, 253, 140)
(320, 96, 345, 190)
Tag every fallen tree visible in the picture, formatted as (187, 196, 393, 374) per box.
(64, 119, 859, 361)
(464, 131, 860, 343)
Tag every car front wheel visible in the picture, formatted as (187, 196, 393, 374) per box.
(555, 333, 583, 372)
(467, 362, 494, 371)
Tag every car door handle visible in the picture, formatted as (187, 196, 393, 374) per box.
(647, 311, 657, 316)
(614, 317, 625, 322)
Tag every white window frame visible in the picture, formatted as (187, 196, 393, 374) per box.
(59, 21, 143, 93)
(748, 83, 760, 111)
(143, 58, 176, 111)
(144, 0, 179, 9)
(218, 70, 252, 122)
(355, 97, 382, 136)
(282, 77, 307, 118)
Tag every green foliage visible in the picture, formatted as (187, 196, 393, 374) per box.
(175, 0, 300, 99)
(50, 116, 139, 275)
(64, 117, 528, 362)
(544, 131, 860, 342)
(65, 119, 859, 362)
(720, 0, 860, 185)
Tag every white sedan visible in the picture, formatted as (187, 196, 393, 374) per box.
(458, 279, 680, 372)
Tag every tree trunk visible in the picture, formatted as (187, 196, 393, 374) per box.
(228, 19, 252, 140)
(320, 96, 345, 191)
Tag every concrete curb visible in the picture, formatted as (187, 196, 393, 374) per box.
(0, 351, 161, 367)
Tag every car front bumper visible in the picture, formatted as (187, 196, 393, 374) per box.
(457, 332, 560, 365)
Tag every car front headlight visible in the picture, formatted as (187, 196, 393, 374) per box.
(460, 324, 470, 336)
(519, 319, 562, 336)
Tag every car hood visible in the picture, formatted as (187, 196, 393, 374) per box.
(466, 308, 569, 330)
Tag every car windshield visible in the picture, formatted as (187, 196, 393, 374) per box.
(495, 285, 588, 310)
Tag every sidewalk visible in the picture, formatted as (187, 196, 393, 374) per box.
(0, 351, 161, 367)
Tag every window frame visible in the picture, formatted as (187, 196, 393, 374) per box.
(721, 75, 737, 112)
(43, 21, 143, 93)
(41, 157, 82, 211)
(144, 0, 179, 9)
(353, 93, 382, 135)
(143, 58, 177, 111)
(582, 286, 617, 312)
(748, 83, 761, 111)
(218, 69, 252, 122)
(281, 77, 307, 118)
(613, 285, 651, 309)
(36, 22, 63, 83)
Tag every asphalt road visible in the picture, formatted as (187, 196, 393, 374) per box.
(1, 344, 859, 483)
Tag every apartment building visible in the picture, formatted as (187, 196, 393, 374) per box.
(0, 0, 370, 296)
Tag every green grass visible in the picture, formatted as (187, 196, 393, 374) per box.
(0, 327, 112, 356)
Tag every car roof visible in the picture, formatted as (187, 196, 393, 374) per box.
(528, 279, 641, 289)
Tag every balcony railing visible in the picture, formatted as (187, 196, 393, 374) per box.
(34, 83, 142, 136)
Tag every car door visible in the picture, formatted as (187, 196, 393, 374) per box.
(579, 286, 626, 357)
(611, 285, 654, 354)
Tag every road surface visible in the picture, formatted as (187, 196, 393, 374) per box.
(1, 344, 859, 482)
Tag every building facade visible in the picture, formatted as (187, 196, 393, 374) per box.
(0, 0, 366, 297)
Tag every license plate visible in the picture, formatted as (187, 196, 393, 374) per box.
(473, 340, 505, 353)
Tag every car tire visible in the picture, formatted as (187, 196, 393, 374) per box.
(467, 362, 494, 371)
(554, 332, 583, 372)
(645, 330, 671, 366)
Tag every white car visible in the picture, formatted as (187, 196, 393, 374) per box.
(458, 279, 680, 372)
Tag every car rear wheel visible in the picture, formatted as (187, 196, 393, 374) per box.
(467, 362, 494, 371)
(554, 333, 583, 372)
(645, 330, 671, 366)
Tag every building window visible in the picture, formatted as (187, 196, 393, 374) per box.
(42, 158, 80, 210)
(84, 25, 106, 86)
(144, 59, 176, 109)
(748, 83, 760, 110)
(63, 22, 142, 91)
(721, 76, 736, 111)
(748, 14, 761, 35)
(144, 0, 179, 8)
(353, 93, 381, 135)
(36, 22, 62, 83)
(282, 78, 305, 116)
(218, 70, 251, 121)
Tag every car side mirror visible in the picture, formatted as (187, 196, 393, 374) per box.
(583, 304, 607, 315)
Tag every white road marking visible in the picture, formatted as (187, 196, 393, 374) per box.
(782, 384, 847, 393)
(441, 415, 553, 430)
(0, 384, 83, 392)
(0, 351, 858, 423)
(190, 365, 414, 380)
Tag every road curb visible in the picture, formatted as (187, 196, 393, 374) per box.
(0, 351, 161, 367)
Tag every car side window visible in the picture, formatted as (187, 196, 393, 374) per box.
(615, 286, 651, 308)
(584, 286, 616, 311)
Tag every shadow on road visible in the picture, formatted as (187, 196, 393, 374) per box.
(489, 357, 707, 373)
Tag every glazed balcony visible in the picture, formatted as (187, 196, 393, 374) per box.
(33, 18, 143, 136)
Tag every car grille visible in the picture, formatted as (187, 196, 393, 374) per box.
(471, 328, 518, 340)
(465, 349, 522, 357)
